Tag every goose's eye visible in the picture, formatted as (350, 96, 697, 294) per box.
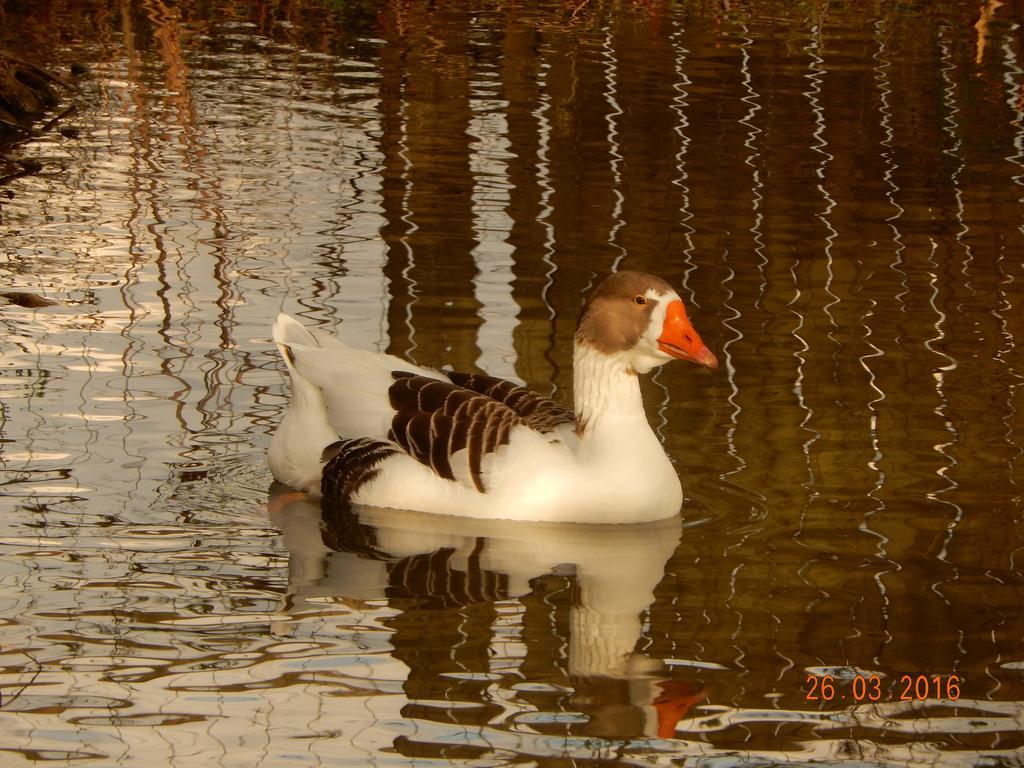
(633, 295, 647, 306)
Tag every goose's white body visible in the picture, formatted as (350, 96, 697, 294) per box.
(268, 271, 717, 524)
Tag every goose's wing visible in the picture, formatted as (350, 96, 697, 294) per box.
(442, 371, 575, 433)
(383, 371, 570, 493)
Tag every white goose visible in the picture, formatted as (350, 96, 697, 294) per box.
(268, 271, 717, 524)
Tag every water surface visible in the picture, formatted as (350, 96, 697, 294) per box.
(1, 1, 1023, 765)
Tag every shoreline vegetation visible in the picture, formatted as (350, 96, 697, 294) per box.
(0, 49, 79, 185)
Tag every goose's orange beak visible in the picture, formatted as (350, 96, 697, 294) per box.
(658, 300, 718, 369)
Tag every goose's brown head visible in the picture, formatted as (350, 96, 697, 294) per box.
(574, 271, 717, 374)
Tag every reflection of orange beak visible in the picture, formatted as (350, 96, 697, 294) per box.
(654, 681, 708, 739)
(658, 300, 718, 369)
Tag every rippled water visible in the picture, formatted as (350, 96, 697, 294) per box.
(1, 1, 1023, 764)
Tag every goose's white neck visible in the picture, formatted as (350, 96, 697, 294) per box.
(572, 343, 646, 437)
(570, 342, 683, 516)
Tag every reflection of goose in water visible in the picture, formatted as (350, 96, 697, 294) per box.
(269, 486, 708, 740)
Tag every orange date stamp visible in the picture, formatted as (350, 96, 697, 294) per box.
(805, 673, 961, 703)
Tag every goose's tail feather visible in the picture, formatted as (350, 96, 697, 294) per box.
(268, 314, 339, 495)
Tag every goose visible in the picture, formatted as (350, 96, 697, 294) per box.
(268, 271, 717, 524)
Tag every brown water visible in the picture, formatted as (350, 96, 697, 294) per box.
(1, 0, 1023, 764)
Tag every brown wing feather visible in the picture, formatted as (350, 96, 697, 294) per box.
(321, 437, 399, 501)
(387, 371, 535, 493)
(443, 371, 574, 433)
